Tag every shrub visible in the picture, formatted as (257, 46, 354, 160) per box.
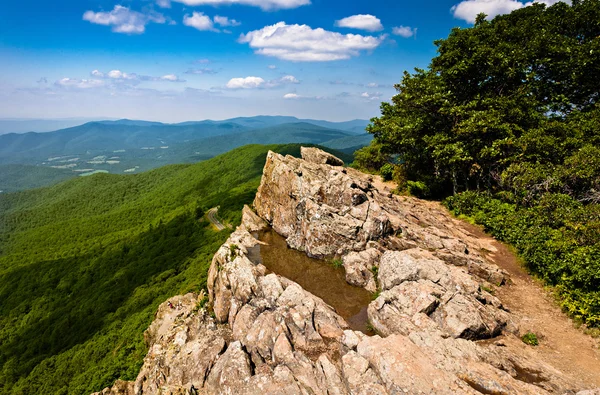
(521, 332, 539, 346)
(380, 164, 394, 181)
(407, 181, 430, 198)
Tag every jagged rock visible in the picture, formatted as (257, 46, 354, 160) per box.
(356, 334, 474, 394)
(205, 341, 252, 394)
(241, 204, 269, 232)
(342, 248, 380, 292)
(93, 148, 592, 395)
(300, 146, 344, 166)
(91, 380, 134, 395)
(341, 351, 387, 394)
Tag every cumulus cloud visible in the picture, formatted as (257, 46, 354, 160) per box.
(107, 70, 136, 80)
(214, 15, 241, 27)
(160, 74, 180, 81)
(360, 91, 383, 101)
(226, 76, 266, 89)
(280, 75, 299, 83)
(55, 78, 105, 89)
(90, 69, 185, 83)
(451, 0, 569, 23)
(156, 0, 172, 8)
(392, 26, 417, 38)
(183, 12, 241, 32)
(239, 22, 384, 62)
(335, 14, 383, 32)
(83, 5, 166, 34)
(226, 75, 300, 89)
(283, 92, 326, 100)
(183, 12, 219, 32)
(171, 0, 310, 10)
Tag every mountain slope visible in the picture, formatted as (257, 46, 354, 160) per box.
(170, 122, 353, 160)
(0, 164, 73, 193)
(0, 144, 342, 395)
(321, 133, 373, 153)
(0, 121, 250, 161)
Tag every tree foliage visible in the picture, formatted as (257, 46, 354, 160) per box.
(365, 0, 600, 196)
(364, 1, 600, 325)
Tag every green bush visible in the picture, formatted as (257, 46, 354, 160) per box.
(407, 181, 430, 198)
(445, 192, 600, 326)
(380, 164, 394, 181)
(521, 332, 539, 346)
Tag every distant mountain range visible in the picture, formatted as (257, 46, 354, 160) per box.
(0, 118, 116, 135)
(0, 116, 372, 193)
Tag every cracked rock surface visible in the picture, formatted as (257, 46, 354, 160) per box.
(93, 148, 598, 395)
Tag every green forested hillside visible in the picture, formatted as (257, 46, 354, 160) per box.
(0, 144, 326, 394)
(0, 119, 363, 193)
(357, 1, 600, 325)
(0, 165, 73, 193)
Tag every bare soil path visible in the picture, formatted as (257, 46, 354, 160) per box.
(461, 221, 600, 389)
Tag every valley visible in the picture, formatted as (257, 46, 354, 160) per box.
(0, 117, 371, 193)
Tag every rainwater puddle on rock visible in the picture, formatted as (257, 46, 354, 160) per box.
(248, 229, 374, 335)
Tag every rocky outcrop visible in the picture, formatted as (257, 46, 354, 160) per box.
(254, 151, 507, 287)
(94, 150, 596, 395)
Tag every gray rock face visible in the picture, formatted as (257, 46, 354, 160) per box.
(300, 146, 345, 166)
(93, 148, 590, 395)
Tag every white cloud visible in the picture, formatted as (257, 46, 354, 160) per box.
(183, 13, 240, 32)
(107, 70, 136, 80)
(451, 0, 569, 23)
(56, 78, 105, 89)
(360, 91, 382, 101)
(239, 22, 384, 62)
(90, 69, 185, 83)
(214, 15, 241, 27)
(268, 65, 277, 69)
(161, 74, 182, 81)
(183, 12, 219, 32)
(226, 76, 266, 89)
(334, 14, 383, 32)
(83, 6, 165, 34)
(366, 82, 379, 87)
(226, 75, 300, 89)
(156, 0, 172, 8)
(280, 75, 299, 83)
(392, 26, 417, 38)
(282, 92, 326, 100)
(171, 0, 310, 11)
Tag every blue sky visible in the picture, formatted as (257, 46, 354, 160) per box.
(0, 0, 566, 122)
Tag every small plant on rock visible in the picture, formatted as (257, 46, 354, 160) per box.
(331, 258, 344, 269)
(229, 244, 239, 260)
(521, 332, 539, 346)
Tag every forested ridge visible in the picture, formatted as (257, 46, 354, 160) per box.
(0, 144, 339, 394)
(357, 0, 600, 325)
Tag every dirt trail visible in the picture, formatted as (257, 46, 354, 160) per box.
(460, 220, 600, 388)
